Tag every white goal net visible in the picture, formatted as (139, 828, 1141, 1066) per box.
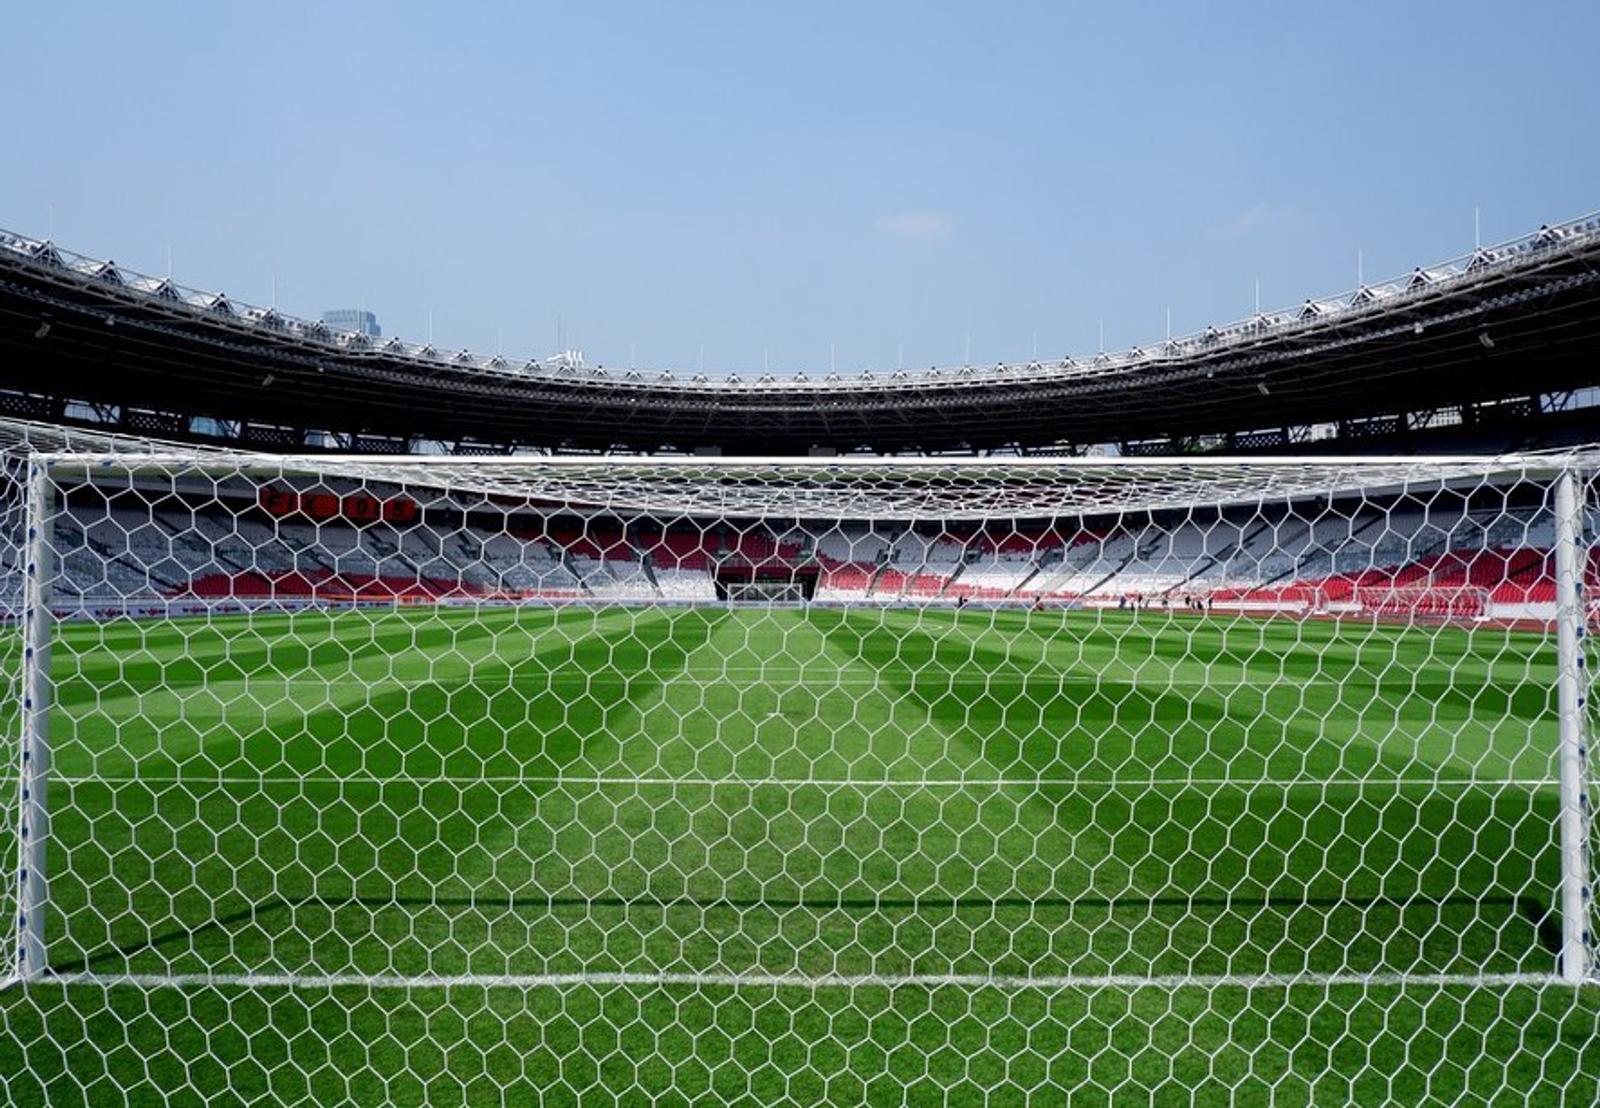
(2, 447, 1598, 1105)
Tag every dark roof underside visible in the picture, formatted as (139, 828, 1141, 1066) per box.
(2, 236, 1598, 454)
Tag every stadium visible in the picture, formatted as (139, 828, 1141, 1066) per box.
(1, 207, 1600, 1107)
(4, 211, 1600, 457)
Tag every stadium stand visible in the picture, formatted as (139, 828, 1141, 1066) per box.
(41, 486, 1575, 625)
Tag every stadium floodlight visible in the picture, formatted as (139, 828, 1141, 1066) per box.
(0, 447, 1597, 1104)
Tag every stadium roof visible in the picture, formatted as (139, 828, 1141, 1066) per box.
(2, 213, 1600, 453)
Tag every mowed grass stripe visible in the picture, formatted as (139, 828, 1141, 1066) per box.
(49, 607, 641, 776)
(629, 609, 962, 782)
(53, 604, 551, 698)
(53, 604, 619, 713)
(244, 608, 732, 982)
(54, 605, 1554, 787)
(872, 607, 1555, 783)
(817, 607, 1333, 780)
(48, 609, 737, 978)
(3, 605, 1593, 1106)
(46, 610, 677, 971)
(34, 617, 1578, 978)
(897, 607, 1555, 723)
(814, 608, 1558, 976)
(924, 606, 1554, 686)
(911, 606, 1556, 700)
(4, 977, 1599, 1106)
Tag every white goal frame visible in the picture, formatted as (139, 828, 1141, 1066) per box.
(6, 448, 1598, 995)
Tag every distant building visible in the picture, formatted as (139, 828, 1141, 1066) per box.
(321, 309, 381, 338)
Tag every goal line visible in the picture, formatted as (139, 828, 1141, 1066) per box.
(37, 969, 1566, 992)
(37, 773, 1562, 790)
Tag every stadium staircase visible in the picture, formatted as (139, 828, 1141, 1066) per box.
(863, 558, 890, 598)
(1021, 540, 1100, 598)
(362, 530, 420, 579)
(277, 530, 336, 576)
(1083, 533, 1171, 598)
(1009, 553, 1053, 596)
(1162, 521, 1275, 596)
(83, 527, 187, 594)
(633, 535, 661, 592)
(937, 558, 968, 597)
(557, 546, 595, 597)
(152, 512, 253, 577)
(1258, 514, 1385, 590)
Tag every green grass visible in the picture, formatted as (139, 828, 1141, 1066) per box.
(2, 604, 1598, 1105)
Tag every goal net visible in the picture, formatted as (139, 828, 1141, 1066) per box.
(2, 448, 1598, 1105)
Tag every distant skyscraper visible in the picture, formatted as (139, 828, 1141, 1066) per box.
(321, 309, 381, 338)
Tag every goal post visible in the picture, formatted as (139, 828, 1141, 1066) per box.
(1554, 466, 1594, 983)
(12, 458, 52, 984)
(4, 446, 1600, 1102)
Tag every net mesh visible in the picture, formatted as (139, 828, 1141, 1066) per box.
(2, 448, 1599, 1105)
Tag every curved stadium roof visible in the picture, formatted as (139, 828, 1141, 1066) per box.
(1, 213, 1599, 453)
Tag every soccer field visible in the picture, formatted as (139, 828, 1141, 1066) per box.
(2, 604, 1598, 1105)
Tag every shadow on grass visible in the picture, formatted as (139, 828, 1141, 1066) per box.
(50, 889, 1561, 975)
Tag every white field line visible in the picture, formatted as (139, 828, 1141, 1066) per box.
(37, 970, 1571, 992)
(38, 774, 1560, 789)
(60, 671, 1344, 689)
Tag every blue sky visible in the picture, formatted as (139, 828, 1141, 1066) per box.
(5, 1, 1595, 374)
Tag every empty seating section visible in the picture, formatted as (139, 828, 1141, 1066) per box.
(813, 530, 891, 600)
(1020, 531, 1138, 597)
(644, 533, 711, 571)
(46, 499, 1579, 619)
(946, 561, 1035, 599)
(655, 568, 717, 601)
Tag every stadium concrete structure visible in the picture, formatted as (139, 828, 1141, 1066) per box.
(5, 214, 1600, 1106)
(2, 212, 1600, 455)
